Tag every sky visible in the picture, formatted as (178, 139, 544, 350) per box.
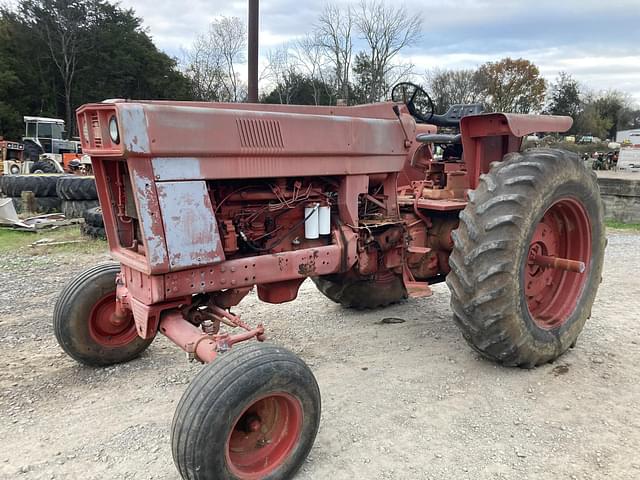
(117, 0, 640, 104)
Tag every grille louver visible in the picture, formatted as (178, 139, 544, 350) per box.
(90, 112, 102, 148)
(236, 119, 284, 149)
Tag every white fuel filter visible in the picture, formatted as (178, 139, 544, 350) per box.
(319, 205, 331, 235)
(304, 203, 320, 239)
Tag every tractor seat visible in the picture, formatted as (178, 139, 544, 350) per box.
(428, 103, 484, 128)
(416, 133, 461, 145)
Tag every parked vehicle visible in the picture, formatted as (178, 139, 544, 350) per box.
(0, 138, 25, 175)
(22, 116, 83, 173)
(617, 146, 640, 172)
(54, 82, 605, 480)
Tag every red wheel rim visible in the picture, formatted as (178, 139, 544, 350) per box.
(524, 197, 591, 329)
(88, 293, 138, 347)
(226, 393, 303, 479)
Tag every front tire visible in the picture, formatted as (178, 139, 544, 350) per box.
(172, 343, 321, 480)
(447, 149, 605, 367)
(53, 263, 153, 366)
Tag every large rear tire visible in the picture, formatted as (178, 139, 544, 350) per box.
(172, 343, 321, 480)
(9, 196, 61, 214)
(311, 270, 407, 309)
(0, 174, 61, 197)
(61, 199, 99, 218)
(56, 175, 98, 200)
(447, 149, 605, 367)
(53, 263, 153, 366)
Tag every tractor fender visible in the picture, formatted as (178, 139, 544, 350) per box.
(460, 113, 573, 189)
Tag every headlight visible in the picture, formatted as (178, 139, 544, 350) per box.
(109, 116, 120, 144)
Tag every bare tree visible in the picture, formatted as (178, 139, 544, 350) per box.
(185, 16, 246, 102)
(209, 17, 246, 102)
(425, 68, 486, 113)
(316, 3, 353, 103)
(354, 0, 422, 103)
(263, 45, 298, 104)
(292, 33, 334, 105)
(184, 35, 226, 101)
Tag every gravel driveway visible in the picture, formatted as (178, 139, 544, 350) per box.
(1, 231, 639, 480)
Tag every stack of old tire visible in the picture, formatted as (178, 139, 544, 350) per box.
(0, 174, 62, 214)
(55, 176, 104, 239)
(55, 176, 99, 217)
(81, 206, 106, 240)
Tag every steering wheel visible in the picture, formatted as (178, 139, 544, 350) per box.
(391, 82, 435, 123)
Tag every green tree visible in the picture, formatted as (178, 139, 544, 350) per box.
(0, 0, 192, 138)
(476, 58, 546, 113)
(546, 72, 581, 117)
(75, 3, 191, 103)
(0, 18, 22, 138)
(573, 101, 613, 139)
(19, 0, 99, 133)
(351, 52, 378, 105)
(592, 90, 632, 139)
(262, 72, 335, 106)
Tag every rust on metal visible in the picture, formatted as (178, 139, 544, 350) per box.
(297, 250, 319, 276)
(531, 254, 586, 273)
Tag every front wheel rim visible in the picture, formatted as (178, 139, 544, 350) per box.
(226, 393, 303, 479)
(524, 197, 592, 330)
(88, 293, 138, 347)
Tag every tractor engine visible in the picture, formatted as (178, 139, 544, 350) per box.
(212, 178, 332, 257)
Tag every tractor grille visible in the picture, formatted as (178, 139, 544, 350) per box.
(77, 106, 120, 154)
(90, 112, 103, 148)
(236, 118, 284, 149)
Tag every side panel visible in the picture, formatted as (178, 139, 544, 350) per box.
(155, 181, 225, 271)
(129, 160, 170, 271)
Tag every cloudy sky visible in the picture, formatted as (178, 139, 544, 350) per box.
(119, 0, 640, 103)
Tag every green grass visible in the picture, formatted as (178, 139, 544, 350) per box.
(605, 220, 640, 231)
(0, 225, 106, 255)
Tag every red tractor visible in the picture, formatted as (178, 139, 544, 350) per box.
(55, 83, 604, 480)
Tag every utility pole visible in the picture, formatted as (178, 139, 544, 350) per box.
(248, 0, 259, 103)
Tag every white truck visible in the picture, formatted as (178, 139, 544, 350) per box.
(617, 146, 640, 173)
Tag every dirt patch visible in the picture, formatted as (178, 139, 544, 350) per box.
(1, 232, 639, 479)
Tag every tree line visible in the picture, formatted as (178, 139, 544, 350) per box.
(426, 67, 640, 140)
(182, 0, 422, 107)
(1, 0, 638, 142)
(0, 0, 192, 139)
(183, 2, 638, 140)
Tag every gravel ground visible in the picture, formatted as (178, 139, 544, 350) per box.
(1, 231, 639, 480)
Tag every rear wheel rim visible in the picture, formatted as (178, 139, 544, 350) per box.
(226, 393, 303, 479)
(524, 197, 592, 329)
(88, 293, 138, 347)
